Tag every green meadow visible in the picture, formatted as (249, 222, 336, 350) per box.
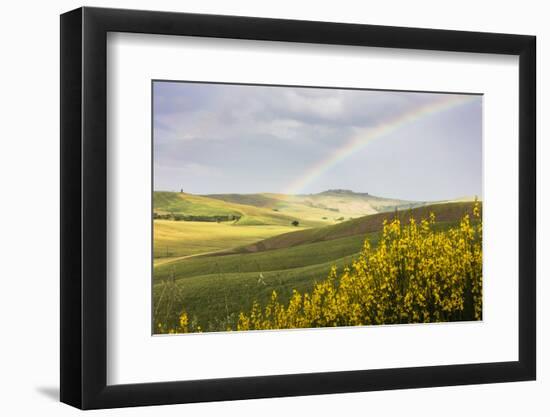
(152, 190, 477, 333)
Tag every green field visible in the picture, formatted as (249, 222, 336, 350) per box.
(154, 252, 360, 332)
(153, 220, 297, 265)
(153, 190, 477, 332)
(154, 191, 326, 227)
(204, 189, 416, 222)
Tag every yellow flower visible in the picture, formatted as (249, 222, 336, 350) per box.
(237, 207, 482, 329)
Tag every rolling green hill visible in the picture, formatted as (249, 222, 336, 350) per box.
(204, 189, 419, 223)
(154, 191, 241, 217)
(153, 252, 360, 332)
(204, 193, 281, 208)
(153, 221, 297, 263)
(154, 191, 324, 227)
(223, 201, 477, 254)
(153, 200, 480, 331)
(154, 232, 373, 282)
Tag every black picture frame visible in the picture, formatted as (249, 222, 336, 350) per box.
(60, 6, 536, 410)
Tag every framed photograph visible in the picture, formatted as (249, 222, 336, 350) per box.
(60, 7, 536, 409)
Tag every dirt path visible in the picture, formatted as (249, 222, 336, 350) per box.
(153, 249, 229, 267)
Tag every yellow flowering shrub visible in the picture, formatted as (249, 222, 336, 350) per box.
(237, 203, 482, 330)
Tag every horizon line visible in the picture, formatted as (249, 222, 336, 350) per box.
(152, 188, 481, 202)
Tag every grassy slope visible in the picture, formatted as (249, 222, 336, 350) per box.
(204, 192, 351, 224)
(227, 201, 477, 254)
(154, 191, 240, 217)
(153, 220, 297, 262)
(153, 253, 359, 331)
(290, 191, 415, 216)
(154, 233, 372, 281)
(154, 202, 475, 280)
(153, 201, 478, 330)
(205, 193, 281, 208)
(204, 190, 416, 223)
(153, 191, 325, 263)
(154, 191, 324, 227)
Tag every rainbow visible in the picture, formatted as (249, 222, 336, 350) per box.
(283, 94, 479, 196)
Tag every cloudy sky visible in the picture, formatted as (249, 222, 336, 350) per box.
(153, 81, 482, 201)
